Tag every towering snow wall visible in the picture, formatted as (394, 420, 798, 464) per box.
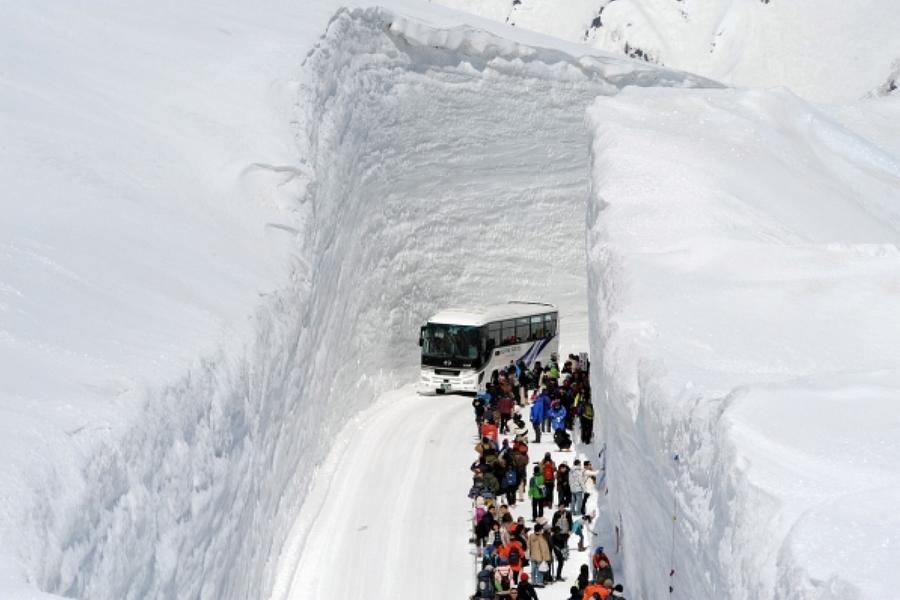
(1, 3, 712, 598)
(585, 87, 900, 598)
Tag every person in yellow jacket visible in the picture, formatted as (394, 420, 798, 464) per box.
(527, 523, 552, 586)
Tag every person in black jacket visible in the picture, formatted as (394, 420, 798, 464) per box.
(550, 526, 570, 582)
(516, 572, 540, 600)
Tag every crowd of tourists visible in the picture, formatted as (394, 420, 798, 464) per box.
(467, 353, 627, 600)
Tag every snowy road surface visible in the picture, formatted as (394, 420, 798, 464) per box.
(273, 387, 474, 599)
(275, 386, 610, 600)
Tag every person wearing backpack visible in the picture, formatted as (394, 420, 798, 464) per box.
(494, 558, 514, 593)
(528, 466, 545, 520)
(498, 394, 515, 434)
(500, 539, 526, 583)
(502, 466, 519, 506)
(482, 543, 500, 570)
(541, 454, 556, 508)
(511, 440, 530, 501)
(472, 565, 496, 599)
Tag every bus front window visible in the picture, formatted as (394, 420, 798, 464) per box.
(422, 324, 482, 364)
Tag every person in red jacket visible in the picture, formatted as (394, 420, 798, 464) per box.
(498, 539, 526, 582)
(582, 582, 610, 600)
(541, 454, 556, 508)
(591, 546, 611, 583)
(481, 418, 499, 447)
(498, 394, 515, 433)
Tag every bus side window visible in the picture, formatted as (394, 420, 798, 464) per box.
(516, 318, 530, 343)
(501, 320, 517, 345)
(543, 313, 557, 338)
(487, 323, 500, 349)
(530, 316, 543, 340)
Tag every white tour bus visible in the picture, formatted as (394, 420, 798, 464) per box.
(418, 301, 559, 394)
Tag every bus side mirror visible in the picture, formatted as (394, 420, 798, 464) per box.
(419, 326, 425, 347)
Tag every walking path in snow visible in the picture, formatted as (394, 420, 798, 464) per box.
(465, 359, 624, 600)
(272, 359, 621, 600)
(272, 386, 476, 599)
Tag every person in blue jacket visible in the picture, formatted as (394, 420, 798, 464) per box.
(548, 400, 567, 432)
(529, 394, 546, 443)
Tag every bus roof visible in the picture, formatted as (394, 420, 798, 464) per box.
(426, 301, 557, 327)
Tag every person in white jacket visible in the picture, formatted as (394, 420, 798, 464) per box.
(581, 461, 599, 516)
(569, 460, 585, 516)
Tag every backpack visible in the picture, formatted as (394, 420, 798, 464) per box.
(503, 469, 517, 489)
(543, 461, 555, 481)
(508, 546, 521, 565)
(476, 569, 495, 598)
(513, 452, 528, 468)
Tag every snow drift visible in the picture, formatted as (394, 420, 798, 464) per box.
(586, 87, 900, 598)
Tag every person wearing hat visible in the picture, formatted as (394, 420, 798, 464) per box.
(516, 572, 540, 600)
(591, 546, 611, 583)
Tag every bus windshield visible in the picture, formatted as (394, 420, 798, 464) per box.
(421, 323, 482, 366)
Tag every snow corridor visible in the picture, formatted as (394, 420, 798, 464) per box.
(18, 7, 896, 600)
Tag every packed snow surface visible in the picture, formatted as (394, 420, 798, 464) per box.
(586, 88, 900, 598)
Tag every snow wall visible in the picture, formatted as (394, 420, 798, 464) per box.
(10, 8, 715, 599)
(586, 87, 900, 598)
